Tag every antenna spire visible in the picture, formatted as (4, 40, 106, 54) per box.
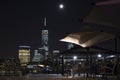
(44, 17, 46, 27)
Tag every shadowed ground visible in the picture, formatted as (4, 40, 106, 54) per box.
(0, 74, 108, 80)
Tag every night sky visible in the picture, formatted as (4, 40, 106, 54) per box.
(0, 0, 119, 58)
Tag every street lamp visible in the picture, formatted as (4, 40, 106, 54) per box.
(98, 54, 102, 58)
(73, 56, 77, 60)
(72, 56, 77, 77)
(73, 56, 77, 65)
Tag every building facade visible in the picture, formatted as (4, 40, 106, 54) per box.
(68, 43, 74, 49)
(41, 18, 49, 60)
(18, 46, 30, 66)
(32, 49, 43, 62)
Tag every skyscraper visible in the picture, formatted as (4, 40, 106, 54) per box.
(53, 50, 60, 56)
(18, 46, 30, 66)
(68, 43, 74, 49)
(41, 18, 49, 60)
(32, 49, 43, 62)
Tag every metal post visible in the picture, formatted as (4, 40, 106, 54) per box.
(86, 47, 90, 77)
(115, 37, 119, 61)
(115, 36, 120, 80)
(61, 54, 64, 76)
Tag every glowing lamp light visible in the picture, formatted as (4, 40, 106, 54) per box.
(98, 54, 101, 57)
(73, 56, 77, 60)
(38, 64, 45, 67)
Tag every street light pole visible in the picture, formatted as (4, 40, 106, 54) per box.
(73, 56, 77, 66)
(61, 55, 64, 76)
(73, 56, 77, 77)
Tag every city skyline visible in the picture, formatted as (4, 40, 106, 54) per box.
(0, 0, 91, 58)
(0, 0, 120, 58)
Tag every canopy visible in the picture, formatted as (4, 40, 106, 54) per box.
(60, 28, 115, 48)
(60, 46, 120, 56)
(83, 0, 120, 28)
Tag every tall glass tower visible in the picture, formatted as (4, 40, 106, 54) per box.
(32, 50, 43, 62)
(68, 43, 74, 49)
(41, 17, 49, 60)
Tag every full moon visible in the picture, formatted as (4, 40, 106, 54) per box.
(59, 4, 64, 9)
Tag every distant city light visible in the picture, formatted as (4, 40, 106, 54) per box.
(73, 56, 77, 60)
(106, 55, 116, 58)
(98, 54, 102, 58)
(38, 64, 45, 67)
(110, 55, 115, 57)
(59, 4, 64, 9)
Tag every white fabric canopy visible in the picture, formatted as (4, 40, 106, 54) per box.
(83, 0, 120, 28)
(60, 28, 115, 47)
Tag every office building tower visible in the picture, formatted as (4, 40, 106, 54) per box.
(41, 17, 49, 60)
(53, 50, 60, 62)
(68, 43, 74, 49)
(32, 49, 43, 62)
(18, 46, 30, 66)
(53, 50, 60, 56)
(53, 50, 60, 69)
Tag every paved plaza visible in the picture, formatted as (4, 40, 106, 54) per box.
(0, 74, 118, 80)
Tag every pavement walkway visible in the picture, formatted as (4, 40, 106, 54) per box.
(0, 74, 117, 80)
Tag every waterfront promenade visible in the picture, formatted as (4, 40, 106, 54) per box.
(0, 73, 119, 80)
(0, 74, 96, 80)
